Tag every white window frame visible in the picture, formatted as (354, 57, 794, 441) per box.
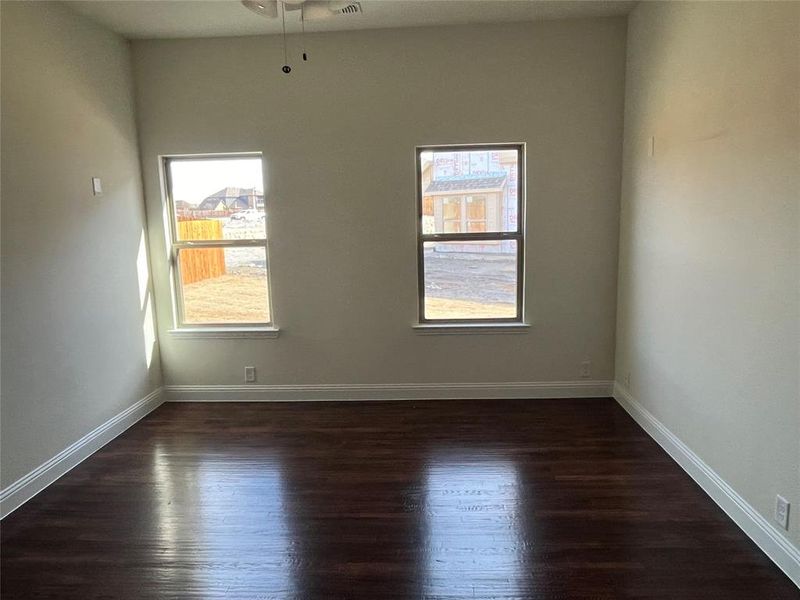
(415, 143, 527, 328)
(162, 153, 277, 335)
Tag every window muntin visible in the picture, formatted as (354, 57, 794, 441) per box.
(417, 145, 524, 323)
(164, 154, 273, 328)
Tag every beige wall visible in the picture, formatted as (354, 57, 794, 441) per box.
(131, 18, 627, 387)
(616, 0, 800, 550)
(1, 1, 162, 487)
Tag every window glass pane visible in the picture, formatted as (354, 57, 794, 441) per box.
(466, 196, 487, 232)
(420, 149, 519, 233)
(466, 196, 486, 219)
(168, 157, 266, 241)
(423, 240, 518, 320)
(443, 198, 461, 220)
(179, 246, 269, 324)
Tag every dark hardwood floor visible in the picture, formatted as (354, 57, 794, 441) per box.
(2, 399, 797, 599)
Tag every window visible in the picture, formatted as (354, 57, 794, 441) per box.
(163, 154, 273, 328)
(441, 195, 489, 233)
(417, 144, 524, 323)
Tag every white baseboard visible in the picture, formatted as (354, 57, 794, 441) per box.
(0, 387, 164, 519)
(614, 382, 800, 588)
(165, 380, 614, 402)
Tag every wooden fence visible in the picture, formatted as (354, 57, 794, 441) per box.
(178, 220, 226, 285)
(177, 209, 232, 221)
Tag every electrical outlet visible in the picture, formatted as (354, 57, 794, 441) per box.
(244, 366, 256, 383)
(775, 495, 790, 530)
(624, 372, 632, 388)
(580, 360, 591, 379)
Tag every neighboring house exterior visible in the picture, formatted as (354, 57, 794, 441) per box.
(195, 187, 264, 211)
(174, 200, 194, 211)
(421, 149, 519, 254)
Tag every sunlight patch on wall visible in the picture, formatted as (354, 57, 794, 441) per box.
(142, 294, 156, 368)
(136, 230, 150, 309)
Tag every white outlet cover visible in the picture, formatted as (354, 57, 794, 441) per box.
(91, 177, 103, 196)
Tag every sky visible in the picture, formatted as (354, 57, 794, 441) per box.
(169, 157, 264, 204)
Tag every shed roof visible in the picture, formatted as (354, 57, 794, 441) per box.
(425, 172, 507, 194)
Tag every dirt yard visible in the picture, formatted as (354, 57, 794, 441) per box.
(424, 250, 517, 319)
(182, 248, 517, 323)
(182, 269, 270, 324)
(182, 270, 513, 323)
(425, 297, 516, 319)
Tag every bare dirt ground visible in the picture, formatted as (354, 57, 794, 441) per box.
(425, 297, 515, 319)
(182, 269, 270, 324)
(183, 272, 510, 322)
(424, 251, 517, 319)
(182, 248, 517, 323)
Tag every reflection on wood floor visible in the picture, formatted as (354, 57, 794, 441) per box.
(2, 399, 797, 599)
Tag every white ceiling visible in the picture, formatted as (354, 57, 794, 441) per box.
(65, 0, 635, 40)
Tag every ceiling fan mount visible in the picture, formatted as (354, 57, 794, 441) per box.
(241, 0, 362, 21)
(241, 0, 362, 74)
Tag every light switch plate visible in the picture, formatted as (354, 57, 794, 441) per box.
(91, 177, 103, 196)
(775, 495, 790, 530)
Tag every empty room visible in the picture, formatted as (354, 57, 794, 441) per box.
(1, 0, 798, 597)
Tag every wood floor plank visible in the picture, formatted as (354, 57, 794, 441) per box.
(2, 399, 797, 599)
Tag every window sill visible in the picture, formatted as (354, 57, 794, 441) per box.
(169, 327, 280, 339)
(412, 322, 530, 335)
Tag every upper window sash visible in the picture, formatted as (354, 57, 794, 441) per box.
(163, 154, 267, 246)
(416, 144, 524, 237)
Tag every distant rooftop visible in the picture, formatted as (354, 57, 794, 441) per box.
(204, 187, 262, 199)
(426, 172, 507, 194)
(195, 187, 264, 210)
